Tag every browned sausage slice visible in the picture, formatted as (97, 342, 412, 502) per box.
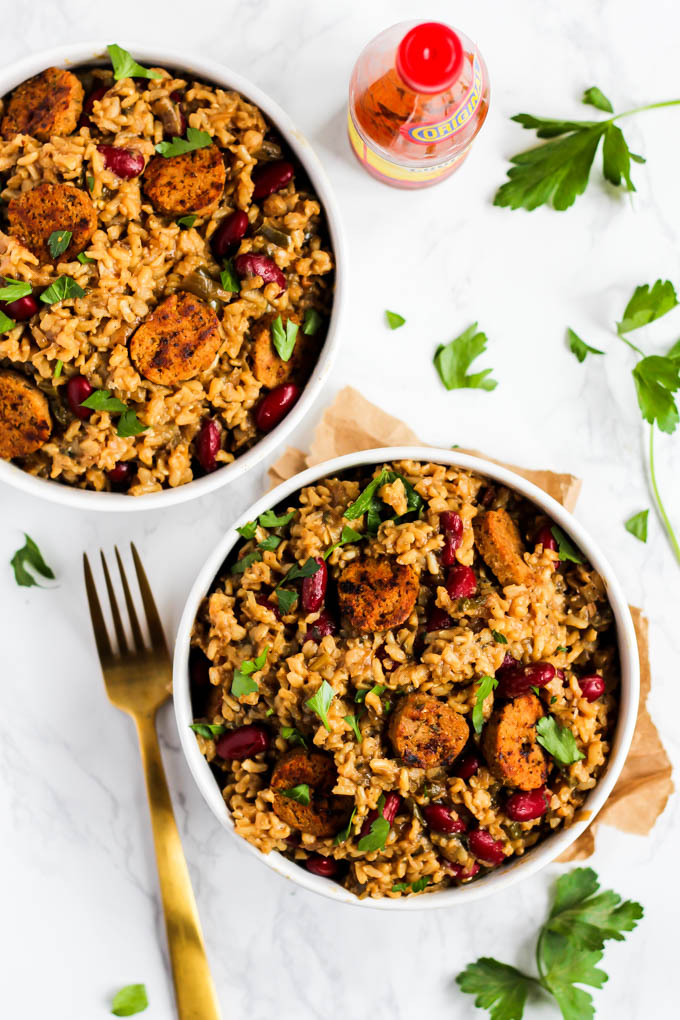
(1, 67, 84, 140)
(7, 182, 97, 265)
(388, 692, 468, 768)
(474, 508, 534, 587)
(143, 144, 226, 217)
(251, 312, 304, 388)
(482, 693, 548, 791)
(337, 557, 418, 633)
(270, 747, 352, 837)
(0, 370, 52, 458)
(129, 292, 222, 385)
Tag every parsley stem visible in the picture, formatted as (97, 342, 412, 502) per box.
(648, 425, 680, 565)
(614, 98, 680, 120)
(618, 334, 644, 356)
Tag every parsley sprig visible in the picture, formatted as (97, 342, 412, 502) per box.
(345, 468, 423, 534)
(434, 322, 497, 392)
(271, 315, 299, 362)
(79, 388, 147, 438)
(495, 85, 680, 211)
(108, 44, 162, 82)
(155, 127, 212, 158)
(231, 647, 268, 699)
(456, 867, 643, 1019)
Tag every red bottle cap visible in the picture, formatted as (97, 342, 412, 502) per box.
(396, 22, 464, 93)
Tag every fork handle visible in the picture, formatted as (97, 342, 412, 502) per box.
(135, 713, 222, 1020)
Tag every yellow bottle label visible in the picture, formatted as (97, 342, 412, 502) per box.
(347, 108, 467, 184)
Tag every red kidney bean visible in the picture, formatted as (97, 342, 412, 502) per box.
(66, 374, 93, 419)
(195, 419, 221, 473)
(255, 383, 300, 433)
(107, 461, 134, 486)
(535, 524, 558, 553)
(426, 607, 454, 632)
(215, 723, 270, 760)
(234, 253, 286, 293)
(359, 792, 401, 837)
(284, 832, 301, 847)
(301, 556, 327, 613)
(304, 610, 337, 643)
(305, 854, 337, 878)
(496, 661, 556, 699)
(80, 85, 109, 128)
(0, 295, 39, 321)
(97, 144, 145, 180)
(255, 594, 281, 621)
(211, 209, 249, 259)
(506, 787, 548, 822)
(578, 674, 605, 702)
(252, 159, 294, 200)
(454, 753, 481, 780)
(442, 858, 480, 881)
(468, 828, 506, 865)
(440, 511, 463, 566)
(423, 803, 466, 835)
(446, 564, 477, 599)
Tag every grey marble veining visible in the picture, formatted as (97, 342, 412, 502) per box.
(0, 1, 678, 1016)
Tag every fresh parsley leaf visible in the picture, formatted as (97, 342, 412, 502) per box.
(190, 722, 227, 739)
(236, 520, 258, 540)
(177, 214, 197, 228)
(111, 983, 149, 1016)
(632, 355, 680, 433)
(271, 314, 298, 362)
(344, 714, 362, 742)
(568, 327, 604, 363)
(0, 309, 16, 332)
(108, 44, 162, 82)
(545, 867, 644, 951)
(434, 322, 497, 392)
(10, 534, 55, 588)
(530, 685, 541, 697)
(624, 509, 649, 542)
(306, 679, 335, 731)
(155, 126, 212, 158)
(231, 550, 263, 574)
(536, 716, 585, 765)
(281, 783, 310, 805)
(86, 175, 95, 193)
(231, 646, 268, 699)
(40, 275, 85, 305)
(80, 389, 127, 413)
(77, 252, 95, 264)
(392, 882, 409, 893)
(551, 695, 557, 704)
(220, 258, 240, 293)
(116, 408, 147, 438)
(47, 229, 72, 259)
(258, 509, 296, 528)
(280, 557, 321, 585)
(265, 707, 274, 716)
(0, 277, 31, 301)
(302, 307, 322, 335)
(385, 309, 405, 330)
(540, 933, 606, 1020)
(602, 124, 636, 190)
(259, 535, 281, 551)
(354, 683, 386, 704)
(582, 86, 614, 113)
(551, 525, 585, 563)
(281, 725, 307, 748)
(344, 468, 423, 533)
(472, 675, 498, 734)
(617, 280, 678, 335)
(275, 588, 297, 615)
(334, 807, 356, 845)
(456, 958, 532, 1020)
(411, 876, 431, 893)
(324, 524, 363, 559)
(357, 805, 390, 853)
(491, 630, 507, 644)
(53, 359, 63, 379)
(556, 646, 568, 653)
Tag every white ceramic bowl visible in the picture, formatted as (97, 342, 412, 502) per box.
(174, 447, 640, 909)
(0, 43, 346, 511)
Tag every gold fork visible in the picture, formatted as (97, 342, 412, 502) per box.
(83, 543, 222, 1020)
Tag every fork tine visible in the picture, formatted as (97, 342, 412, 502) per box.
(83, 553, 113, 663)
(114, 547, 146, 652)
(130, 542, 168, 653)
(100, 551, 128, 656)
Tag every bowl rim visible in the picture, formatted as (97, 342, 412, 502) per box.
(0, 41, 347, 511)
(173, 445, 640, 910)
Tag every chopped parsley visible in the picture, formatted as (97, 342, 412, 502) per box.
(551, 525, 585, 564)
(111, 982, 149, 1016)
(385, 309, 405, 330)
(155, 126, 212, 158)
(271, 314, 299, 362)
(302, 307, 322, 335)
(77, 252, 95, 264)
(10, 534, 55, 588)
(343, 714, 362, 742)
(345, 468, 423, 534)
(177, 214, 197, 228)
(324, 524, 363, 559)
(434, 322, 497, 392)
(39, 275, 85, 305)
(491, 630, 507, 644)
(568, 327, 605, 363)
(108, 43, 162, 82)
(536, 716, 585, 765)
(472, 675, 498, 734)
(231, 647, 268, 699)
(220, 258, 240, 293)
(334, 807, 356, 845)
(53, 359, 63, 379)
(624, 509, 649, 543)
(280, 784, 310, 805)
(258, 535, 281, 551)
(47, 230, 72, 259)
(357, 795, 390, 852)
(0, 277, 31, 301)
(0, 310, 15, 333)
(231, 550, 263, 575)
(393, 876, 431, 894)
(281, 725, 307, 748)
(259, 509, 296, 528)
(79, 388, 147, 437)
(306, 679, 335, 731)
(190, 722, 227, 739)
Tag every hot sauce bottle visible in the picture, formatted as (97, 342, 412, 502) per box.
(348, 21, 490, 189)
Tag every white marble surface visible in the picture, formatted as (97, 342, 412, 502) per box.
(1, 0, 679, 1016)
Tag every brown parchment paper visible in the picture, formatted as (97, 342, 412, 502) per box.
(270, 387, 673, 857)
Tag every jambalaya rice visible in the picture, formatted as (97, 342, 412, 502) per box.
(190, 460, 619, 900)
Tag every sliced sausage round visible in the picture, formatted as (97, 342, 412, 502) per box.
(251, 312, 304, 389)
(482, 692, 548, 791)
(0, 370, 52, 458)
(337, 556, 418, 633)
(1, 67, 84, 141)
(7, 182, 97, 265)
(474, 508, 534, 588)
(388, 692, 468, 768)
(129, 292, 222, 385)
(270, 747, 352, 837)
(143, 144, 226, 217)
